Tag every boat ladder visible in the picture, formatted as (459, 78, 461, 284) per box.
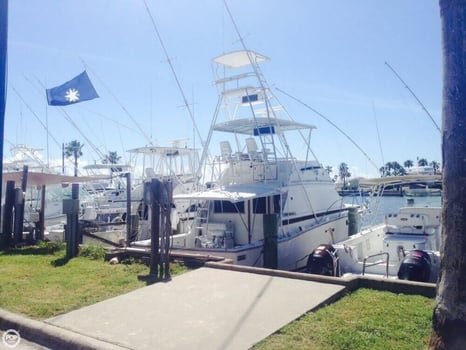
(195, 205, 210, 231)
(362, 252, 390, 277)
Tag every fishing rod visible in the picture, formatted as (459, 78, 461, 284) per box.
(385, 61, 441, 134)
(276, 87, 380, 173)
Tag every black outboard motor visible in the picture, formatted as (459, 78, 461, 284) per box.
(306, 244, 337, 276)
(397, 250, 432, 282)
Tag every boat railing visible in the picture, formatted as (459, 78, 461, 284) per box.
(362, 252, 389, 277)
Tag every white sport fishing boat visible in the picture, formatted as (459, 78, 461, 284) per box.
(306, 176, 442, 283)
(127, 142, 200, 238)
(166, 50, 353, 271)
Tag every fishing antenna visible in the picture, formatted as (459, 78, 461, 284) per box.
(276, 87, 380, 173)
(385, 61, 441, 134)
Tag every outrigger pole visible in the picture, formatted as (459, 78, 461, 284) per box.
(142, 0, 205, 151)
(385, 61, 441, 134)
(276, 87, 380, 173)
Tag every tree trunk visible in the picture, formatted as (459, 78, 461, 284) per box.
(429, 1, 466, 349)
(74, 151, 78, 177)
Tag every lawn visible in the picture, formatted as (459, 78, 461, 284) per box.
(0, 242, 188, 319)
(0, 242, 435, 349)
(253, 288, 434, 350)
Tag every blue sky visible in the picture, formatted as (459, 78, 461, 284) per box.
(4, 1, 442, 178)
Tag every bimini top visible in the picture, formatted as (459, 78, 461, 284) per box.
(83, 164, 131, 171)
(213, 50, 269, 68)
(127, 146, 198, 156)
(173, 183, 280, 203)
(2, 171, 108, 186)
(213, 117, 315, 135)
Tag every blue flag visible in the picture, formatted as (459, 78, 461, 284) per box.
(46, 71, 99, 106)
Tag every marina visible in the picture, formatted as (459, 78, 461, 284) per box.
(0, 1, 449, 349)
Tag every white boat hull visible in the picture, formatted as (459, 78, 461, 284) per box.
(169, 215, 349, 271)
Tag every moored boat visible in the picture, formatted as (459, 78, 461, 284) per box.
(307, 177, 442, 282)
(141, 49, 355, 271)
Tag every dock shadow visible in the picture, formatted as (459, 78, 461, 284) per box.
(51, 256, 71, 267)
(137, 274, 172, 285)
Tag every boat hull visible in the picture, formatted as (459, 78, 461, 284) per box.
(169, 215, 349, 271)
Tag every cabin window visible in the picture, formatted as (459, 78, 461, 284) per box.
(274, 194, 281, 214)
(214, 200, 244, 213)
(252, 195, 281, 214)
(253, 197, 267, 214)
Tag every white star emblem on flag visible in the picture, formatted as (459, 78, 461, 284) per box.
(65, 88, 80, 103)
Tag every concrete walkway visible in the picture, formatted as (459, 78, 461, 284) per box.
(43, 267, 345, 350)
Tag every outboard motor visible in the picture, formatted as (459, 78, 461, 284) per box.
(306, 244, 337, 276)
(397, 250, 432, 282)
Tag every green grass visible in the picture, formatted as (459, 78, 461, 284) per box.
(0, 242, 189, 319)
(253, 288, 434, 350)
(0, 243, 434, 349)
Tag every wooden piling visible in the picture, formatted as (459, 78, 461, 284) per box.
(12, 166, 28, 245)
(13, 187, 24, 245)
(149, 179, 161, 278)
(38, 185, 46, 241)
(148, 179, 172, 281)
(125, 172, 135, 243)
(1, 180, 15, 248)
(263, 214, 278, 269)
(64, 184, 80, 259)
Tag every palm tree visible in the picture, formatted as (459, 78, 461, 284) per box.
(338, 163, 351, 189)
(390, 161, 406, 176)
(404, 160, 414, 169)
(379, 165, 387, 177)
(430, 160, 440, 175)
(64, 140, 84, 177)
(102, 151, 121, 165)
(418, 158, 429, 166)
(383, 162, 394, 176)
(429, 1, 466, 347)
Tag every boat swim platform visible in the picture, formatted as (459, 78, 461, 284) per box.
(0, 264, 435, 350)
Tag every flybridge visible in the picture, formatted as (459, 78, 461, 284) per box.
(212, 117, 315, 134)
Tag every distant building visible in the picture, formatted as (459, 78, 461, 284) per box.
(408, 166, 435, 175)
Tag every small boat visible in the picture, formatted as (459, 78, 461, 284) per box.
(307, 177, 442, 282)
(143, 49, 354, 271)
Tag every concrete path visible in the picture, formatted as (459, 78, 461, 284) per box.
(45, 267, 345, 349)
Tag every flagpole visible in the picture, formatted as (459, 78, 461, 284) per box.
(45, 101, 50, 168)
(0, 0, 9, 207)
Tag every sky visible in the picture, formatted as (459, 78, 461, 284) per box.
(4, 1, 442, 179)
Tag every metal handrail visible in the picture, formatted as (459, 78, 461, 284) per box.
(362, 252, 389, 277)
